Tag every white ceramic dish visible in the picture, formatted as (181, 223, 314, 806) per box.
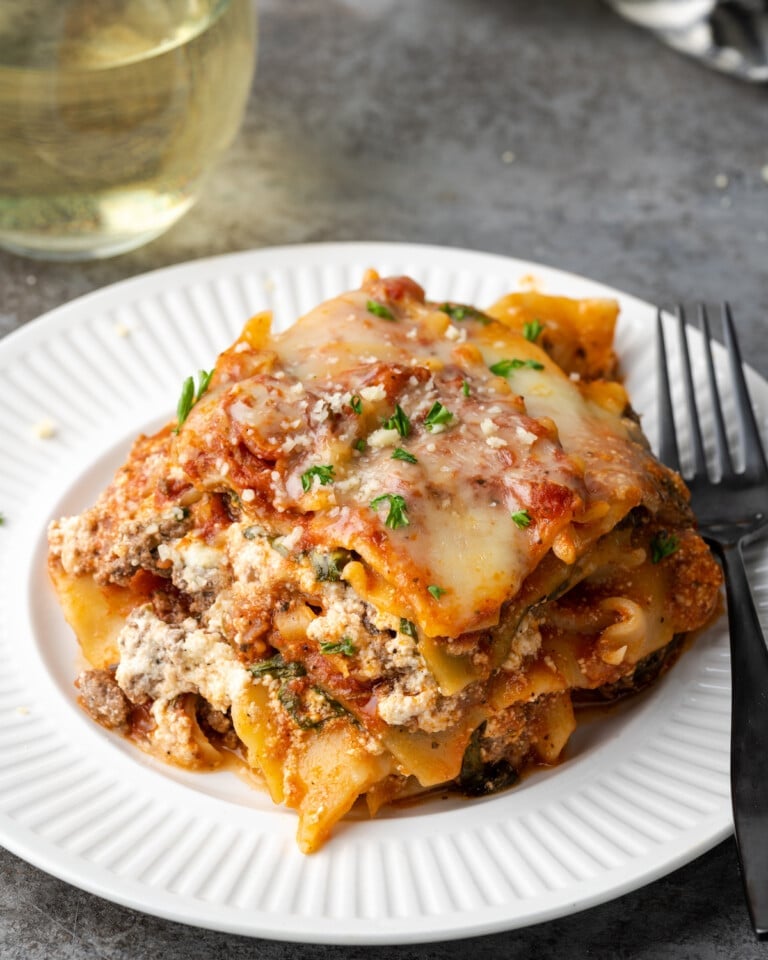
(0, 242, 762, 944)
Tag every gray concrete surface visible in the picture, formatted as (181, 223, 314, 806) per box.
(2, 0, 767, 956)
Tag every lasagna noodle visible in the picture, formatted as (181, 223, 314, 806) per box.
(48, 271, 722, 853)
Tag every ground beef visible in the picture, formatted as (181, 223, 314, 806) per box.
(197, 699, 241, 752)
(198, 700, 232, 735)
(98, 515, 188, 585)
(151, 586, 191, 624)
(75, 669, 131, 731)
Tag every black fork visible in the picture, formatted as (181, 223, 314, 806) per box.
(657, 304, 768, 939)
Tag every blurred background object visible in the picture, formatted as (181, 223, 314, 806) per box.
(0, 0, 256, 260)
(606, 0, 768, 80)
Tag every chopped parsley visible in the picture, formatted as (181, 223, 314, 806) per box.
(250, 655, 306, 679)
(392, 447, 418, 464)
(174, 368, 213, 432)
(424, 401, 454, 431)
(489, 358, 545, 376)
(399, 618, 418, 639)
(650, 531, 680, 563)
(301, 464, 335, 492)
(367, 299, 396, 321)
(427, 584, 446, 600)
(0, 513, 4, 526)
(243, 524, 265, 540)
(370, 493, 410, 529)
(511, 509, 532, 528)
(461, 380, 471, 397)
(523, 319, 544, 342)
(383, 404, 411, 438)
(319, 636, 357, 656)
(437, 303, 491, 325)
(354, 438, 367, 452)
(350, 394, 363, 414)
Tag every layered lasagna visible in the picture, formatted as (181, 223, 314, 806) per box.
(48, 272, 722, 852)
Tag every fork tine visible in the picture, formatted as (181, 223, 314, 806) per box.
(699, 305, 735, 479)
(677, 306, 708, 478)
(722, 303, 768, 481)
(656, 309, 680, 471)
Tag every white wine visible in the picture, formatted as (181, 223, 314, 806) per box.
(0, 0, 255, 260)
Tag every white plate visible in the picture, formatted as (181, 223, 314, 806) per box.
(0, 242, 763, 945)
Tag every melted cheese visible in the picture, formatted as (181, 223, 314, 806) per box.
(180, 281, 657, 638)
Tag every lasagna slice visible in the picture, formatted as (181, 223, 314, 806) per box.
(48, 272, 722, 852)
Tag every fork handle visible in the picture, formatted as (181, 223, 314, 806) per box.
(721, 541, 768, 940)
